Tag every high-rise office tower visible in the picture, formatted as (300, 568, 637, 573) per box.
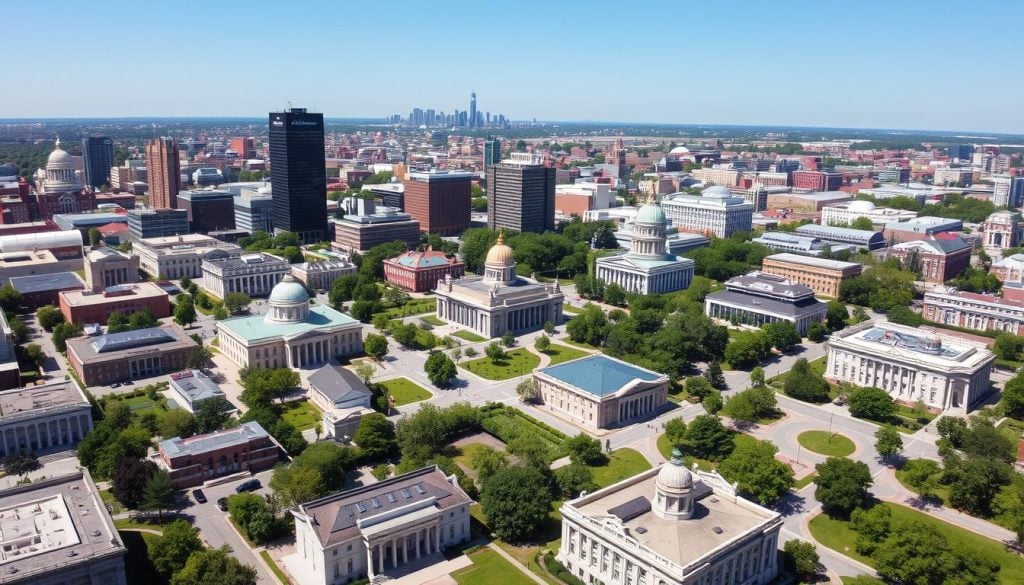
(269, 108, 328, 244)
(484, 138, 501, 171)
(404, 170, 472, 235)
(145, 137, 181, 210)
(487, 153, 556, 234)
(82, 136, 114, 190)
(469, 92, 477, 129)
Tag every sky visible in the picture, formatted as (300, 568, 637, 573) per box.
(6, 0, 1024, 133)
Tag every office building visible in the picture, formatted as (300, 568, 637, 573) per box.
(0, 471, 127, 585)
(595, 200, 694, 294)
(285, 465, 472, 584)
(821, 200, 917, 226)
(145, 137, 181, 209)
(794, 224, 886, 250)
(134, 233, 240, 279)
(469, 91, 477, 128)
(751, 232, 854, 257)
(332, 200, 421, 254)
(291, 259, 357, 291)
(826, 321, 994, 411)
(483, 138, 501, 171)
(691, 167, 741, 187)
(229, 137, 257, 159)
(888, 236, 971, 283)
(792, 169, 843, 191)
(883, 216, 962, 243)
(84, 247, 138, 291)
(270, 108, 328, 243)
(403, 170, 472, 234)
(434, 234, 564, 338)
(923, 288, 1024, 336)
(761, 253, 862, 298)
(157, 421, 281, 489)
(59, 282, 171, 325)
(307, 365, 374, 440)
(66, 325, 199, 386)
(934, 167, 973, 187)
(558, 455, 782, 585)
(0, 379, 93, 455)
(9, 273, 86, 310)
(704, 271, 827, 335)
(216, 276, 363, 370)
(167, 369, 227, 413)
(984, 210, 1023, 249)
(234, 183, 275, 234)
(767, 191, 852, 212)
(487, 153, 556, 234)
(993, 176, 1024, 208)
(201, 252, 291, 299)
(534, 355, 668, 431)
(660, 187, 754, 238)
(0, 311, 18, 390)
(127, 208, 189, 240)
(383, 248, 465, 293)
(82, 136, 114, 190)
(176, 190, 236, 234)
(191, 167, 223, 186)
(555, 183, 614, 217)
(949, 144, 973, 161)
(877, 168, 911, 183)
(362, 183, 404, 209)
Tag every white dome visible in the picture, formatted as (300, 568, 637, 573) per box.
(848, 200, 876, 212)
(656, 450, 693, 490)
(702, 185, 731, 197)
(269, 275, 309, 303)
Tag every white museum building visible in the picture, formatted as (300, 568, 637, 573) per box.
(595, 200, 695, 294)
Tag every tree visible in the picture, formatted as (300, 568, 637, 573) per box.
(806, 321, 827, 342)
(849, 387, 896, 422)
(783, 358, 830, 403)
(664, 418, 687, 448)
(507, 434, 551, 469)
(23, 344, 44, 369)
(947, 457, 1011, 516)
(850, 216, 875, 230)
(719, 440, 794, 505)
(270, 463, 325, 508)
(141, 470, 175, 519)
(0, 285, 21, 313)
(485, 342, 507, 362)
(179, 276, 192, 291)
(722, 386, 776, 423)
(149, 519, 202, 577)
(566, 434, 604, 465)
(849, 504, 892, 555)
(516, 378, 539, 403)
(501, 330, 516, 348)
(750, 367, 765, 387)
(704, 361, 726, 389)
(873, 521, 999, 585)
(36, 305, 64, 331)
(159, 408, 197, 439)
(763, 321, 800, 351)
(355, 361, 376, 385)
(783, 540, 819, 581)
(390, 322, 418, 347)
(554, 463, 597, 498)
(886, 306, 924, 327)
(170, 546, 258, 585)
(111, 458, 156, 509)
(826, 300, 849, 331)
(328, 274, 360, 308)
(353, 413, 397, 460)
(470, 445, 508, 487)
(685, 376, 714, 400)
(213, 305, 229, 320)
(51, 322, 84, 353)
(566, 304, 610, 347)
(902, 458, 940, 498)
(1002, 373, 1024, 419)
(1, 451, 39, 476)
(703, 390, 723, 415)
(874, 427, 903, 462)
(544, 321, 555, 335)
(424, 351, 457, 386)
(724, 332, 771, 369)
(186, 346, 213, 370)
(174, 294, 197, 327)
(106, 312, 130, 333)
(194, 398, 231, 434)
(224, 292, 252, 314)
(686, 415, 734, 460)
(814, 457, 872, 517)
(534, 334, 551, 352)
(603, 283, 626, 306)
(480, 466, 553, 542)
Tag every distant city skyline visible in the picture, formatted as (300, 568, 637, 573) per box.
(5, 0, 1024, 133)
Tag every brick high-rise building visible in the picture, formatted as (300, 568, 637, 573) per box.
(269, 108, 328, 244)
(792, 170, 843, 191)
(145, 137, 181, 209)
(487, 153, 556, 234)
(82, 136, 114, 190)
(403, 170, 472, 235)
(229, 137, 257, 159)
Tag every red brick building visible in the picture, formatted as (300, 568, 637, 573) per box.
(383, 248, 465, 292)
(66, 325, 197, 386)
(792, 170, 843, 191)
(59, 282, 171, 325)
(403, 170, 472, 235)
(889, 235, 972, 283)
(157, 422, 282, 488)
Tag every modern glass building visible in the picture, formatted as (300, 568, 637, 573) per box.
(82, 136, 114, 190)
(269, 108, 328, 244)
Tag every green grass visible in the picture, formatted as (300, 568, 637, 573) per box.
(260, 550, 291, 585)
(797, 430, 856, 457)
(769, 355, 827, 388)
(374, 298, 437, 319)
(540, 343, 590, 366)
(461, 348, 541, 380)
(590, 449, 652, 488)
(99, 489, 124, 515)
(452, 547, 535, 585)
(279, 400, 322, 431)
(420, 315, 446, 327)
(561, 338, 598, 350)
(114, 517, 168, 532)
(809, 502, 1024, 583)
(452, 330, 488, 342)
(480, 406, 567, 459)
(999, 418, 1024, 445)
(562, 304, 583, 315)
(468, 503, 563, 584)
(794, 472, 818, 490)
(379, 377, 432, 406)
(657, 431, 758, 471)
(893, 460, 951, 506)
(453, 442, 493, 473)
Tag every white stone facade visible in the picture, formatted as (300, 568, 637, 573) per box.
(595, 202, 695, 295)
(202, 252, 290, 299)
(0, 380, 93, 457)
(660, 188, 753, 238)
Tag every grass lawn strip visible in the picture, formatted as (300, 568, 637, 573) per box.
(260, 550, 291, 584)
(590, 449, 652, 488)
(280, 400, 322, 431)
(797, 430, 855, 457)
(461, 348, 541, 381)
(451, 546, 537, 584)
(540, 343, 590, 366)
(420, 315, 446, 327)
(379, 377, 432, 406)
(452, 329, 487, 342)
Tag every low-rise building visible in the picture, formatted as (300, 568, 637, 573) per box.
(286, 465, 473, 584)
(0, 229, 84, 269)
(0, 312, 18, 390)
(660, 187, 753, 238)
(983, 210, 1023, 250)
(332, 200, 421, 254)
(84, 247, 138, 291)
(134, 233, 241, 280)
(157, 421, 281, 488)
(201, 252, 291, 299)
(888, 235, 971, 283)
(794, 223, 886, 250)
(751, 232, 855, 257)
(760, 253, 862, 298)
(168, 369, 227, 413)
(704, 271, 827, 335)
(383, 248, 465, 293)
(884, 216, 962, 244)
(59, 281, 171, 325)
(308, 365, 374, 440)
(534, 355, 669, 431)
(821, 200, 917, 226)
(127, 208, 189, 240)
(826, 320, 994, 411)
(52, 212, 126, 234)
(934, 167, 974, 187)
(555, 183, 615, 217)
(66, 325, 198, 386)
(0, 379, 93, 455)
(8, 272, 85, 309)
(0, 249, 82, 286)
(923, 288, 1024, 335)
(992, 253, 1024, 285)
(292, 259, 358, 291)
(767, 190, 852, 212)
(0, 471, 127, 585)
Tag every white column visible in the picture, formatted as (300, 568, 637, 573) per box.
(367, 545, 375, 580)
(402, 535, 408, 564)
(378, 543, 384, 574)
(391, 539, 398, 569)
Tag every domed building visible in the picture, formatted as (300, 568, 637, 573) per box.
(820, 198, 917, 227)
(33, 138, 95, 221)
(594, 197, 695, 294)
(983, 210, 1023, 250)
(216, 275, 363, 369)
(558, 449, 783, 585)
(434, 231, 564, 338)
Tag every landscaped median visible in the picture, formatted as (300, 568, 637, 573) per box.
(538, 343, 590, 366)
(796, 430, 856, 457)
(378, 376, 432, 406)
(451, 546, 536, 585)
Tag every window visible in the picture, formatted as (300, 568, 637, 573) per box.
(449, 525, 455, 538)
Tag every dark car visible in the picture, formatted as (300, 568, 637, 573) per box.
(192, 489, 207, 504)
(217, 497, 229, 511)
(235, 479, 261, 493)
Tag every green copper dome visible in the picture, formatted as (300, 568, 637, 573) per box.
(636, 202, 666, 225)
(269, 275, 309, 303)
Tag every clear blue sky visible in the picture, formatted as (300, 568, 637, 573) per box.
(7, 0, 1024, 133)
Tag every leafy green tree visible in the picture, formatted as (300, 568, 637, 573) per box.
(603, 283, 627, 306)
(328, 274, 360, 308)
(270, 463, 325, 508)
(149, 519, 202, 577)
(23, 344, 44, 369)
(470, 445, 508, 487)
(826, 300, 849, 331)
(749, 367, 765, 387)
(849, 216, 875, 230)
(703, 390, 723, 415)
(995, 333, 1024, 362)
(507, 434, 551, 468)
(960, 418, 1014, 463)
(762, 321, 800, 351)
(516, 378, 539, 403)
(704, 361, 726, 389)
(873, 521, 999, 585)
(722, 386, 777, 423)
(902, 458, 941, 498)
(140, 470, 175, 519)
(849, 387, 896, 421)
(51, 321, 84, 353)
(566, 434, 604, 465)
(170, 545, 258, 585)
(224, 292, 252, 314)
(481, 466, 553, 542)
(159, 408, 197, 439)
(355, 361, 376, 385)
(424, 351, 457, 386)
(37, 305, 64, 331)
(390, 322, 418, 347)
(106, 311, 129, 333)
(814, 457, 872, 517)
(554, 463, 597, 498)
(0, 284, 22, 312)
(534, 334, 550, 352)
(724, 332, 771, 369)
(783, 540, 819, 581)
(807, 321, 827, 342)
(501, 330, 516, 348)
(173, 294, 197, 327)
(886, 306, 924, 327)
(849, 504, 892, 555)
(718, 439, 794, 505)
(566, 304, 610, 346)
(874, 427, 903, 462)
(783, 358, 830, 403)
(353, 413, 397, 460)
(686, 415, 733, 460)
(947, 457, 1011, 516)
(111, 458, 156, 509)
(1004, 373, 1024, 419)
(485, 342, 507, 362)
(685, 376, 714, 400)
(664, 418, 687, 448)
(194, 398, 231, 434)
(544, 321, 555, 335)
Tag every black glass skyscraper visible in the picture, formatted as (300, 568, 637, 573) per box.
(269, 108, 328, 244)
(82, 136, 113, 190)
(469, 92, 477, 129)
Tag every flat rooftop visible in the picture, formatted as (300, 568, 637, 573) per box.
(168, 370, 224, 403)
(832, 321, 994, 369)
(9, 272, 84, 294)
(60, 282, 167, 307)
(538, 355, 664, 397)
(160, 421, 268, 457)
(66, 325, 196, 362)
(764, 253, 861, 271)
(0, 380, 88, 419)
(0, 249, 59, 269)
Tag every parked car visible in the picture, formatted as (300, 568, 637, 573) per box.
(192, 489, 207, 504)
(217, 497, 229, 511)
(235, 479, 261, 493)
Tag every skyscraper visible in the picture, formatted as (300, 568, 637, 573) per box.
(484, 138, 501, 171)
(469, 92, 477, 129)
(487, 153, 556, 234)
(403, 170, 472, 235)
(145, 137, 181, 210)
(82, 136, 114, 191)
(269, 108, 328, 244)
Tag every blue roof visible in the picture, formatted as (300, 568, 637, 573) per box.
(538, 355, 662, 397)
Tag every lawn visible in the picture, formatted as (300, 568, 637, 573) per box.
(279, 400, 322, 431)
(769, 355, 828, 388)
(452, 547, 535, 585)
(461, 348, 541, 380)
(540, 343, 590, 366)
(114, 517, 169, 532)
(562, 304, 583, 315)
(561, 338, 599, 351)
(793, 472, 817, 490)
(657, 431, 758, 471)
(374, 298, 436, 319)
(999, 418, 1024, 445)
(893, 459, 951, 506)
(420, 315, 446, 327)
(797, 430, 856, 457)
(379, 377, 432, 406)
(809, 502, 1024, 583)
(591, 449, 652, 488)
(452, 330, 488, 342)
(260, 550, 291, 585)
(453, 442, 492, 474)
(99, 489, 124, 515)
(468, 503, 563, 585)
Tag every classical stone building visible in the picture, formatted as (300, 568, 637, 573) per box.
(307, 365, 374, 440)
(433, 233, 563, 338)
(383, 248, 465, 293)
(0, 380, 93, 456)
(292, 259, 357, 291)
(922, 288, 1024, 336)
(84, 247, 139, 291)
(984, 210, 1023, 250)
(32, 139, 96, 221)
(660, 187, 753, 238)
(558, 453, 782, 585)
(595, 200, 694, 295)
(134, 233, 241, 279)
(202, 252, 291, 299)
(760, 253, 862, 298)
(704, 271, 827, 335)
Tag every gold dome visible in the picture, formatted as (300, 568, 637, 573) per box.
(485, 231, 515, 265)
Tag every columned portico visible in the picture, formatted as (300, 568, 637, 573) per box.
(365, 523, 443, 579)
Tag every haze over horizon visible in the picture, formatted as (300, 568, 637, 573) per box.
(6, 0, 1024, 134)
